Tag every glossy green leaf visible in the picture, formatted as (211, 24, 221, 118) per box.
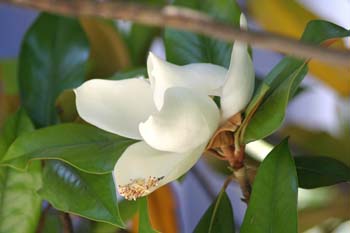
(244, 82, 270, 115)
(241, 139, 298, 233)
(138, 197, 159, 233)
(244, 20, 350, 143)
(19, 13, 89, 128)
(164, 0, 241, 66)
(1, 123, 136, 174)
(239, 82, 270, 143)
(0, 110, 42, 233)
(244, 64, 307, 143)
(194, 191, 234, 233)
(295, 156, 350, 189)
(38, 161, 124, 227)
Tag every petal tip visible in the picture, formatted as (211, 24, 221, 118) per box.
(73, 88, 78, 95)
(147, 51, 158, 64)
(147, 51, 163, 66)
(240, 13, 248, 29)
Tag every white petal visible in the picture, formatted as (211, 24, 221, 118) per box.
(139, 87, 220, 153)
(147, 52, 227, 110)
(220, 14, 255, 121)
(75, 78, 156, 139)
(113, 141, 206, 199)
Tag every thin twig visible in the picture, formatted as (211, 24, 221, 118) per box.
(1, 0, 350, 66)
(35, 204, 51, 233)
(222, 174, 234, 191)
(59, 212, 74, 233)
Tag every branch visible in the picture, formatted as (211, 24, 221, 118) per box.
(1, 0, 350, 66)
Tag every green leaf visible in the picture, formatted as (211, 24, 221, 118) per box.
(0, 59, 18, 95)
(138, 197, 158, 233)
(243, 20, 350, 143)
(238, 82, 270, 142)
(244, 64, 307, 143)
(89, 199, 138, 232)
(119, 199, 139, 222)
(194, 191, 235, 233)
(127, 24, 159, 66)
(0, 110, 42, 233)
(38, 161, 125, 227)
(241, 139, 298, 233)
(295, 156, 350, 189)
(244, 82, 270, 116)
(0, 109, 34, 159)
(19, 13, 89, 128)
(300, 20, 350, 44)
(0, 165, 42, 233)
(164, 0, 241, 67)
(1, 123, 136, 174)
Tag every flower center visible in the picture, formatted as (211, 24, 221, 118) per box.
(118, 176, 164, 200)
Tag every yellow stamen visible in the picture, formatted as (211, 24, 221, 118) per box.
(118, 176, 164, 200)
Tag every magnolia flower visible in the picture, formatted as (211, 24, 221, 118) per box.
(74, 14, 254, 200)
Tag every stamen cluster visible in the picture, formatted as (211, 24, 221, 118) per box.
(118, 176, 164, 200)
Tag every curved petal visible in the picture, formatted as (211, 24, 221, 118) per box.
(147, 52, 227, 110)
(220, 14, 255, 121)
(139, 87, 220, 153)
(113, 141, 206, 200)
(75, 78, 156, 139)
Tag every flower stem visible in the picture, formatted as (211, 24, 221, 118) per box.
(232, 166, 251, 203)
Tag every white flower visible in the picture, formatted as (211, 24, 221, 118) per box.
(74, 14, 254, 200)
